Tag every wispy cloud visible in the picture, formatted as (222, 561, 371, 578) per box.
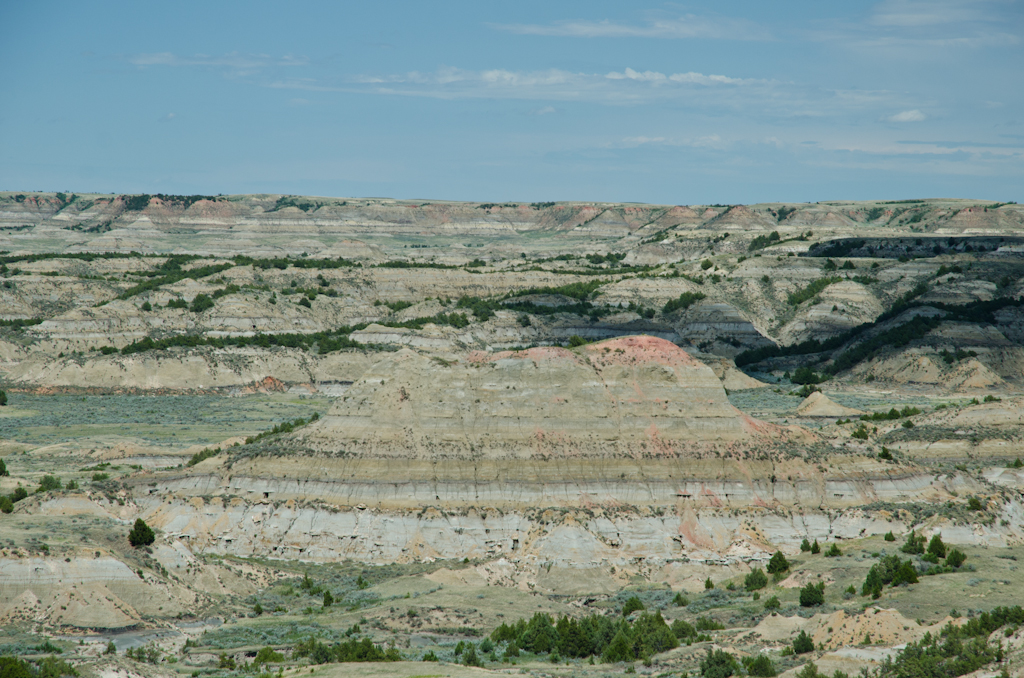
(821, 0, 1022, 51)
(606, 67, 749, 85)
(272, 66, 773, 107)
(888, 109, 927, 122)
(870, 0, 1003, 27)
(490, 14, 767, 40)
(128, 51, 308, 73)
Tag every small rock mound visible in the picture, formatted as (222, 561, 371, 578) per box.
(797, 391, 865, 417)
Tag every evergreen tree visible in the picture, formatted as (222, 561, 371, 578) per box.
(793, 630, 815, 654)
(767, 551, 791, 574)
(128, 518, 155, 547)
(927, 534, 946, 559)
(745, 568, 768, 591)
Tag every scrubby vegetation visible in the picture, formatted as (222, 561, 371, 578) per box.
(245, 413, 320, 445)
(663, 291, 706, 314)
(788, 277, 841, 306)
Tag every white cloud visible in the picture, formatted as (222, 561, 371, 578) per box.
(889, 109, 927, 122)
(490, 14, 766, 40)
(531, 106, 557, 115)
(605, 68, 747, 85)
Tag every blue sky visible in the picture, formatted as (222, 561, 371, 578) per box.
(1, 1, 1022, 204)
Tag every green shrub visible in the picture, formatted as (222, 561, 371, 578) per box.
(672, 619, 696, 640)
(791, 367, 824, 385)
(927, 534, 946, 559)
(811, 539, 820, 554)
(37, 475, 62, 492)
(884, 531, 896, 541)
(824, 543, 842, 557)
(900, 530, 926, 554)
(128, 518, 155, 547)
(793, 630, 815, 654)
(700, 648, 739, 678)
(253, 646, 284, 666)
(744, 654, 777, 677)
(0, 496, 12, 513)
(701, 259, 714, 271)
(767, 551, 790, 575)
(800, 538, 811, 552)
(696, 617, 725, 631)
(745, 568, 768, 591)
(763, 596, 781, 611)
(947, 549, 967, 569)
(622, 596, 645, 616)
(799, 582, 825, 607)
(673, 592, 689, 606)
(705, 577, 715, 590)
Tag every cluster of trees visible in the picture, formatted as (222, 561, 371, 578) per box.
(586, 252, 626, 265)
(662, 291, 706, 315)
(733, 287, 1024, 373)
(939, 348, 976, 364)
(860, 533, 969, 599)
(748, 231, 782, 251)
(119, 327, 362, 356)
(0, 477, 28, 514)
(379, 311, 470, 331)
(490, 610, 687, 663)
(788, 277, 842, 306)
(116, 258, 234, 300)
(0, 656, 79, 677)
(186, 447, 219, 467)
(861, 406, 921, 422)
(292, 637, 400, 664)
(876, 607, 1024, 678)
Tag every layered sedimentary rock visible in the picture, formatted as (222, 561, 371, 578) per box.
(296, 335, 776, 458)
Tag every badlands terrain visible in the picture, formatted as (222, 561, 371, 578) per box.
(0, 192, 1023, 677)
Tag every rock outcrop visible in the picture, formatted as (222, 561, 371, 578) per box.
(296, 335, 776, 458)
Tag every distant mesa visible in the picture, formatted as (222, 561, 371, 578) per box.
(296, 335, 780, 458)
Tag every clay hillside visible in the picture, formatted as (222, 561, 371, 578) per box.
(0, 192, 1023, 678)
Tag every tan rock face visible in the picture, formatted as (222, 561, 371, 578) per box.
(299, 336, 776, 458)
(797, 392, 865, 417)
